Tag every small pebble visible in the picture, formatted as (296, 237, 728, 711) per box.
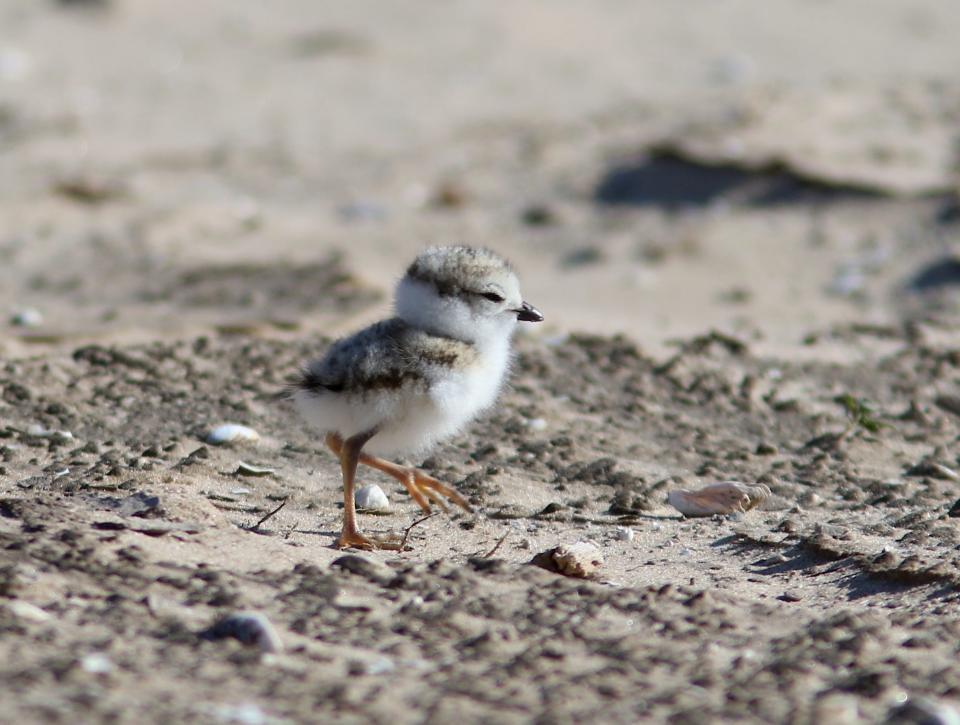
(9, 308, 43, 327)
(526, 417, 548, 432)
(211, 703, 268, 725)
(207, 424, 260, 445)
(7, 600, 51, 622)
(366, 657, 396, 675)
(615, 526, 635, 542)
(203, 612, 283, 653)
(355, 484, 389, 511)
(80, 652, 114, 675)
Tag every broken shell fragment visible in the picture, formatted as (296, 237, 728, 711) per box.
(235, 461, 276, 477)
(530, 541, 604, 578)
(667, 482, 771, 518)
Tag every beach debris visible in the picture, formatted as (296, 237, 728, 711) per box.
(667, 481, 770, 517)
(206, 424, 260, 445)
(530, 541, 604, 579)
(615, 526, 635, 542)
(201, 612, 283, 654)
(355, 484, 389, 512)
(235, 461, 276, 477)
(9, 308, 43, 327)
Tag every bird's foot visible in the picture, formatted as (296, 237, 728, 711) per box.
(401, 468, 473, 514)
(335, 528, 405, 551)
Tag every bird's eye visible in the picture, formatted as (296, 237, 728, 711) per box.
(481, 291, 505, 303)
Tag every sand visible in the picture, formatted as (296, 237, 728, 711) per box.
(2, 2, 960, 723)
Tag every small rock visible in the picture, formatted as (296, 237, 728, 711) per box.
(521, 204, 557, 226)
(948, 500, 960, 518)
(211, 703, 268, 725)
(667, 482, 770, 517)
(9, 308, 43, 327)
(80, 652, 114, 675)
(431, 181, 467, 208)
(53, 175, 127, 204)
(355, 484, 389, 511)
(526, 417, 548, 431)
(615, 526, 635, 542)
(202, 612, 283, 653)
(206, 424, 260, 445)
(117, 492, 161, 517)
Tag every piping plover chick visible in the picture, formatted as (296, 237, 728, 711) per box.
(293, 246, 543, 550)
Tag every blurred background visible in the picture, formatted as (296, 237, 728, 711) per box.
(2, 0, 959, 357)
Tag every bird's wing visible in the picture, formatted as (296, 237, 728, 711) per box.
(295, 320, 426, 396)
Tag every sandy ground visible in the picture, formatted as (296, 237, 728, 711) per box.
(2, 2, 960, 723)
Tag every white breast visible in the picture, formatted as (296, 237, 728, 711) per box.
(362, 336, 511, 457)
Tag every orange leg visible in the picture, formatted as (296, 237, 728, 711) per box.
(327, 431, 400, 550)
(325, 433, 472, 549)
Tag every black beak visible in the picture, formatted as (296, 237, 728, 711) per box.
(515, 301, 544, 323)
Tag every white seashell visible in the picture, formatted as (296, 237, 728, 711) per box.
(355, 484, 389, 511)
(615, 526, 635, 542)
(206, 424, 260, 445)
(526, 417, 548, 431)
(667, 482, 771, 518)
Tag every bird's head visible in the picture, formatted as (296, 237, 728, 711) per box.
(394, 246, 543, 345)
